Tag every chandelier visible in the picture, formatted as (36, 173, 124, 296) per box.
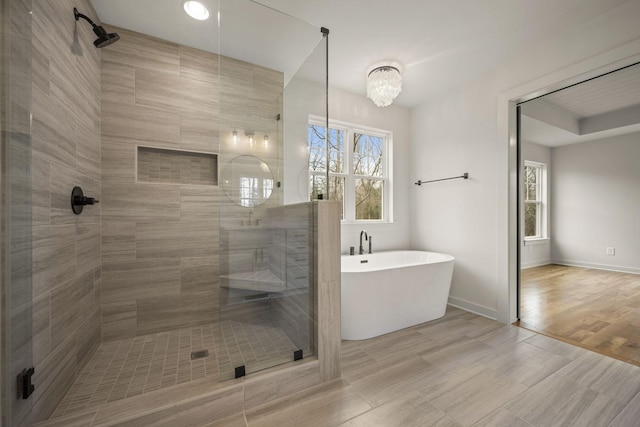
(366, 64, 402, 107)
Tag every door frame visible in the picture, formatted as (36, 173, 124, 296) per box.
(496, 39, 640, 324)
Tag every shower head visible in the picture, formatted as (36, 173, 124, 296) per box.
(73, 7, 120, 48)
(92, 25, 120, 48)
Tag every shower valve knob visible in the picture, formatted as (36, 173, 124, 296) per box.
(76, 195, 98, 205)
(71, 186, 99, 215)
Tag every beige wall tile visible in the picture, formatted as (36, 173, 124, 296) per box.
(315, 201, 341, 382)
(9, 301, 33, 425)
(136, 291, 217, 336)
(49, 55, 98, 132)
(180, 186, 220, 220)
(101, 25, 180, 75)
(77, 223, 101, 276)
(179, 45, 219, 84)
(316, 201, 341, 283)
(75, 120, 101, 182)
(10, 138, 32, 228)
(179, 112, 220, 153)
(181, 257, 219, 293)
(32, 224, 76, 297)
(50, 270, 94, 349)
(102, 101, 180, 146)
(102, 221, 136, 262)
(32, 292, 51, 366)
(135, 68, 217, 114)
(100, 137, 136, 184)
(101, 301, 137, 342)
(32, 85, 77, 167)
(244, 360, 321, 410)
(318, 280, 341, 382)
(33, 334, 77, 422)
(91, 381, 243, 426)
(31, 154, 51, 226)
(101, 184, 180, 223)
(101, 60, 135, 105)
(32, 34, 51, 95)
(113, 385, 244, 426)
(10, 225, 32, 306)
(101, 259, 181, 304)
(76, 306, 101, 372)
(136, 220, 217, 259)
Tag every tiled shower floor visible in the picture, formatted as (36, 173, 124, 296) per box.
(50, 319, 298, 419)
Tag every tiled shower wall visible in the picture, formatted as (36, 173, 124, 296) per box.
(30, 0, 102, 422)
(100, 26, 284, 341)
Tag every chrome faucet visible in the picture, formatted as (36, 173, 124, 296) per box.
(359, 230, 368, 255)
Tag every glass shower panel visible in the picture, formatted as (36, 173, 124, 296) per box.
(1, 0, 34, 424)
(217, 0, 326, 380)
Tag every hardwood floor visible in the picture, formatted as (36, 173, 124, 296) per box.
(520, 264, 640, 367)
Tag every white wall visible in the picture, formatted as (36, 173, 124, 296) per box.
(521, 141, 552, 269)
(283, 78, 412, 254)
(410, 0, 640, 320)
(551, 131, 640, 273)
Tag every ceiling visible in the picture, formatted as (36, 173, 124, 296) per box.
(521, 62, 640, 147)
(90, 0, 630, 109)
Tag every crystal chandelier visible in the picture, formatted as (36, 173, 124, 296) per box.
(366, 64, 402, 107)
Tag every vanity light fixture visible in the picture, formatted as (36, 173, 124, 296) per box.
(183, 1, 210, 21)
(232, 129, 238, 144)
(246, 131, 255, 147)
(366, 62, 402, 107)
(263, 135, 269, 148)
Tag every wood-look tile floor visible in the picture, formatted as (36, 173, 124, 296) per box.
(37, 307, 640, 426)
(239, 307, 640, 427)
(520, 264, 640, 366)
(50, 319, 296, 420)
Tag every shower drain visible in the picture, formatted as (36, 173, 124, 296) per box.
(190, 349, 209, 360)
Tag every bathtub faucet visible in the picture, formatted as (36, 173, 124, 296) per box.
(359, 230, 368, 255)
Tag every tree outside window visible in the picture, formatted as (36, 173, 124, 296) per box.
(308, 119, 391, 222)
(524, 161, 546, 239)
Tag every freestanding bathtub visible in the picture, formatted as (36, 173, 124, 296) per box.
(341, 250, 455, 340)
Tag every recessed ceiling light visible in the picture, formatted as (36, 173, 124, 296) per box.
(183, 1, 210, 21)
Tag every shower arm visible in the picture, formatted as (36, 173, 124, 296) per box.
(74, 7, 98, 28)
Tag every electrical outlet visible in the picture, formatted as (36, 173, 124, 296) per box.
(606, 247, 615, 256)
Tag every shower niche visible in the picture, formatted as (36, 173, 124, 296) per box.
(137, 146, 218, 186)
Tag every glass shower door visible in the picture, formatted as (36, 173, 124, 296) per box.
(216, 0, 327, 380)
(1, 0, 34, 424)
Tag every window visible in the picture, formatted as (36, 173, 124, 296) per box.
(524, 161, 547, 239)
(308, 118, 391, 222)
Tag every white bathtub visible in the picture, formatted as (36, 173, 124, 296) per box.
(341, 251, 455, 340)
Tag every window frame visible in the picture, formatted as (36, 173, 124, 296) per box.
(308, 116, 392, 223)
(523, 160, 548, 241)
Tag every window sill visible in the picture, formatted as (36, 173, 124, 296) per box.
(524, 238, 550, 246)
(341, 220, 392, 225)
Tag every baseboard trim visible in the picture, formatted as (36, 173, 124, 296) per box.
(447, 297, 497, 320)
(552, 259, 640, 275)
(521, 260, 552, 269)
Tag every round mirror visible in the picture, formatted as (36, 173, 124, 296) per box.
(221, 155, 274, 207)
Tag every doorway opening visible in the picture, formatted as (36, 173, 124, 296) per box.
(515, 61, 640, 366)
